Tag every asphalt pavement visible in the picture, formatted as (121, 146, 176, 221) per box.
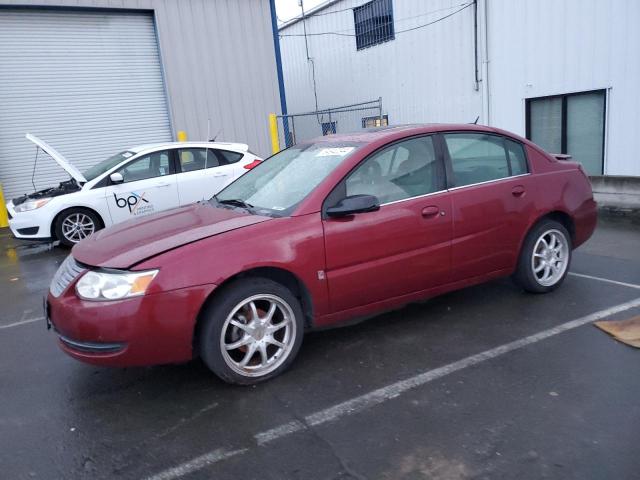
(1, 214, 639, 480)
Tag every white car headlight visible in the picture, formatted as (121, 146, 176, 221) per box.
(14, 198, 52, 212)
(76, 269, 159, 301)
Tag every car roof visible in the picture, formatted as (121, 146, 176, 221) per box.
(129, 141, 249, 154)
(305, 123, 509, 144)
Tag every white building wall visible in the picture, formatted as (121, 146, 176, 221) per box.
(279, 0, 483, 125)
(280, 0, 640, 176)
(487, 0, 640, 176)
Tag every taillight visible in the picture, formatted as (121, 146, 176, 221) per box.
(243, 159, 261, 170)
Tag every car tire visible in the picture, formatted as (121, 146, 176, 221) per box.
(513, 219, 572, 293)
(54, 208, 102, 248)
(199, 277, 305, 385)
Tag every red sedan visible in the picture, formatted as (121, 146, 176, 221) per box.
(46, 124, 597, 384)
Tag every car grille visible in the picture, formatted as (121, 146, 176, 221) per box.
(50, 255, 86, 297)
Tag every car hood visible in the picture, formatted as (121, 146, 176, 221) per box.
(72, 203, 272, 269)
(26, 133, 87, 184)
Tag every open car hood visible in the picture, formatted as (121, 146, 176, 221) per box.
(26, 133, 87, 184)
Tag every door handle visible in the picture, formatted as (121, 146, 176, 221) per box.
(511, 185, 525, 197)
(157, 182, 171, 188)
(212, 172, 229, 177)
(421, 205, 441, 218)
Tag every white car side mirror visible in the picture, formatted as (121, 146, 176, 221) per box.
(110, 172, 124, 185)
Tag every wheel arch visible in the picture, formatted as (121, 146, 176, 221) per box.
(192, 266, 314, 357)
(50, 205, 105, 239)
(516, 210, 576, 265)
(540, 210, 575, 243)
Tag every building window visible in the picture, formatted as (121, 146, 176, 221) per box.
(362, 115, 389, 128)
(322, 121, 337, 135)
(353, 0, 395, 50)
(526, 90, 606, 175)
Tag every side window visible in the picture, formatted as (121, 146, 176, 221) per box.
(178, 148, 207, 172)
(210, 149, 243, 166)
(444, 133, 509, 187)
(505, 139, 528, 175)
(345, 136, 444, 204)
(205, 150, 221, 168)
(117, 151, 171, 183)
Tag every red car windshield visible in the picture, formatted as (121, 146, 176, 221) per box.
(214, 142, 362, 216)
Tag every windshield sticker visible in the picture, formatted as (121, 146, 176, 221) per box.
(315, 147, 354, 157)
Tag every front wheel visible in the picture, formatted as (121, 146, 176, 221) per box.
(199, 278, 304, 385)
(513, 220, 572, 293)
(54, 208, 102, 247)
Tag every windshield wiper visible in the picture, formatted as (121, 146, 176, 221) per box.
(216, 198, 254, 211)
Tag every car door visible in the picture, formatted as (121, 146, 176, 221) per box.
(443, 132, 537, 281)
(322, 135, 452, 313)
(175, 148, 240, 205)
(105, 149, 179, 224)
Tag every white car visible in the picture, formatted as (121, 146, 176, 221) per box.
(6, 134, 262, 246)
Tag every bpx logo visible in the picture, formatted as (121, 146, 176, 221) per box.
(113, 192, 149, 214)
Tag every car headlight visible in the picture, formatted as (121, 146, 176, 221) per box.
(14, 198, 52, 212)
(75, 269, 159, 301)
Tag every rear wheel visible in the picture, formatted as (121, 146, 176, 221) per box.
(513, 219, 572, 293)
(54, 208, 101, 247)
(199, 278, 304, 385)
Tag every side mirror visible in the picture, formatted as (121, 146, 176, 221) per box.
(110, 172, 124, 185)
(326, 194, 380, 218)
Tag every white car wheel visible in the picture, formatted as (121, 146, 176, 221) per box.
(55, 209, 101, 247)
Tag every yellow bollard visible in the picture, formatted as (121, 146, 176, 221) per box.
(268, 113, 280, 154)
(177, 130, 188, 142)
(0, 184, 9, 228)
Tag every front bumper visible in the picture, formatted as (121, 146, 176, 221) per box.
(6, 201, 53, 240)
(47, 282, 217, 367)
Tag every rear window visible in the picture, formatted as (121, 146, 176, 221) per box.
(215, 150, 244, 165)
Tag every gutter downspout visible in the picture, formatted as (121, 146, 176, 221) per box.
(473, 0, 479, 91)
(480, 0, 490, 125)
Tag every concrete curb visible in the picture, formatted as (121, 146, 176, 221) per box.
(591, 175, 640, 214)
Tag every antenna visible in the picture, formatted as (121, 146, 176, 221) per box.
(472, 116, 480, 124)
(210, 128, 222, 142)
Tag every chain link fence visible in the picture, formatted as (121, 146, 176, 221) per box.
(276, 98, 386, 148)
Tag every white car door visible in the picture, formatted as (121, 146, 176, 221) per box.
(105, 149, 180, 224)
(175, 148, 240, 205)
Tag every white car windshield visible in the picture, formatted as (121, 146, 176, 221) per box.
(83, 150, 136, 181)
(214, 142, 362, 216)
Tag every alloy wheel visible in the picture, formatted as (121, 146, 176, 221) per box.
(61, 213, 95, 243)
(531, 229, 569, 287)
(220, 294, 297, 378)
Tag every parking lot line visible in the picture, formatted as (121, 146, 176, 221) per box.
(0, 316, 43, 330)
(146, 448, 249, 480)
(568, 272, 640, 290)
(145, 296, 640, 480)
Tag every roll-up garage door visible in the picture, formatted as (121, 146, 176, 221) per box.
(0, 9, 173, 200)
